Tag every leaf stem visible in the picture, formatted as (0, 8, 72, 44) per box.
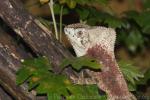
(59, 5, 63, 42)
(48, 0, 58, 39)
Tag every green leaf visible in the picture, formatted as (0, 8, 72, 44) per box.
(16, 56, 77, 99)
(117, 31, 128, 43)
(127, 82, 136, 91)
(125, 11, 139, 20)
(17, 57, 50, 85)
(75, 0, 87, 5)
(67, 85, 107, 100)
(136, 11, 150, 27)
(125, 29, 144, 52)
(119, 61, 144, 91)
(35, 73, 71, 95)
(137, 11, 150, 34)
(136, 69, 150, 85)
(62, 0, 108, 9)
(28, 79, 39, 90)
(61, 56, 101, 71)
(142, 24, 150, 34)
(47, 93, 61, 100)
(87, 18, 98, 25)
(59, 0, 67, 4)
(16, 57, 52, 86)
(67, 85, 99, 95)
(76, 8, 90, 20)
(54, 4, 61, 14)
(22, 57, 52, 71)
(104, 16, 125, 28)
(66, 0, 77, 9)
(54, 4, 69, 15)
(143, 0, 150, 10)
(75, 0, 108, 5)
(16, 66, 33, 85)
(119, 60, 144, 85)
(16, 57, 105, 99)
(126, 11, 150, 33)
(95, 0, 108, 5)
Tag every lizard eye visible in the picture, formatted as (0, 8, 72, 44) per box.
(77, 31, 83, 37)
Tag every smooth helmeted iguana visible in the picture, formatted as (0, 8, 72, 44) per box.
(64, 23, 136, 100)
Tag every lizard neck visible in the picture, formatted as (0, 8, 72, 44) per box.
(87, 44, 116, 72)
(87, 44, 132, 99)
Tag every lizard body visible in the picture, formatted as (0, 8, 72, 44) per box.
(64, 23, 136, 100)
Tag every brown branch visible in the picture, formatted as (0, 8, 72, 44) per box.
(0, 86, 12, 100)
(0, 27, 35, 100)
(0, 0, 73, 72)
(0, 0, 75, 99)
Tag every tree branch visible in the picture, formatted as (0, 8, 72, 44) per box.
(0, 27, 35, 99)
(0, 0, 75, 99)
(0, 0, 73, 72)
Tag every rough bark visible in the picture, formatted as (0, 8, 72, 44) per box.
(0, 86, 12, 100)
(0, 0, 73, 72)
(0, 27, 35, 99)
(0, 0, 74, 99)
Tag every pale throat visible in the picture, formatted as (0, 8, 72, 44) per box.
(64, 27, 88, 57)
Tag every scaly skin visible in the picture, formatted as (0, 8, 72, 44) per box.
(64, 23, 136, 100)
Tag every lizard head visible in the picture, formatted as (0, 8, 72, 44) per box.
(64, 23, 90, 57)
(64, 23, 116, 57)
